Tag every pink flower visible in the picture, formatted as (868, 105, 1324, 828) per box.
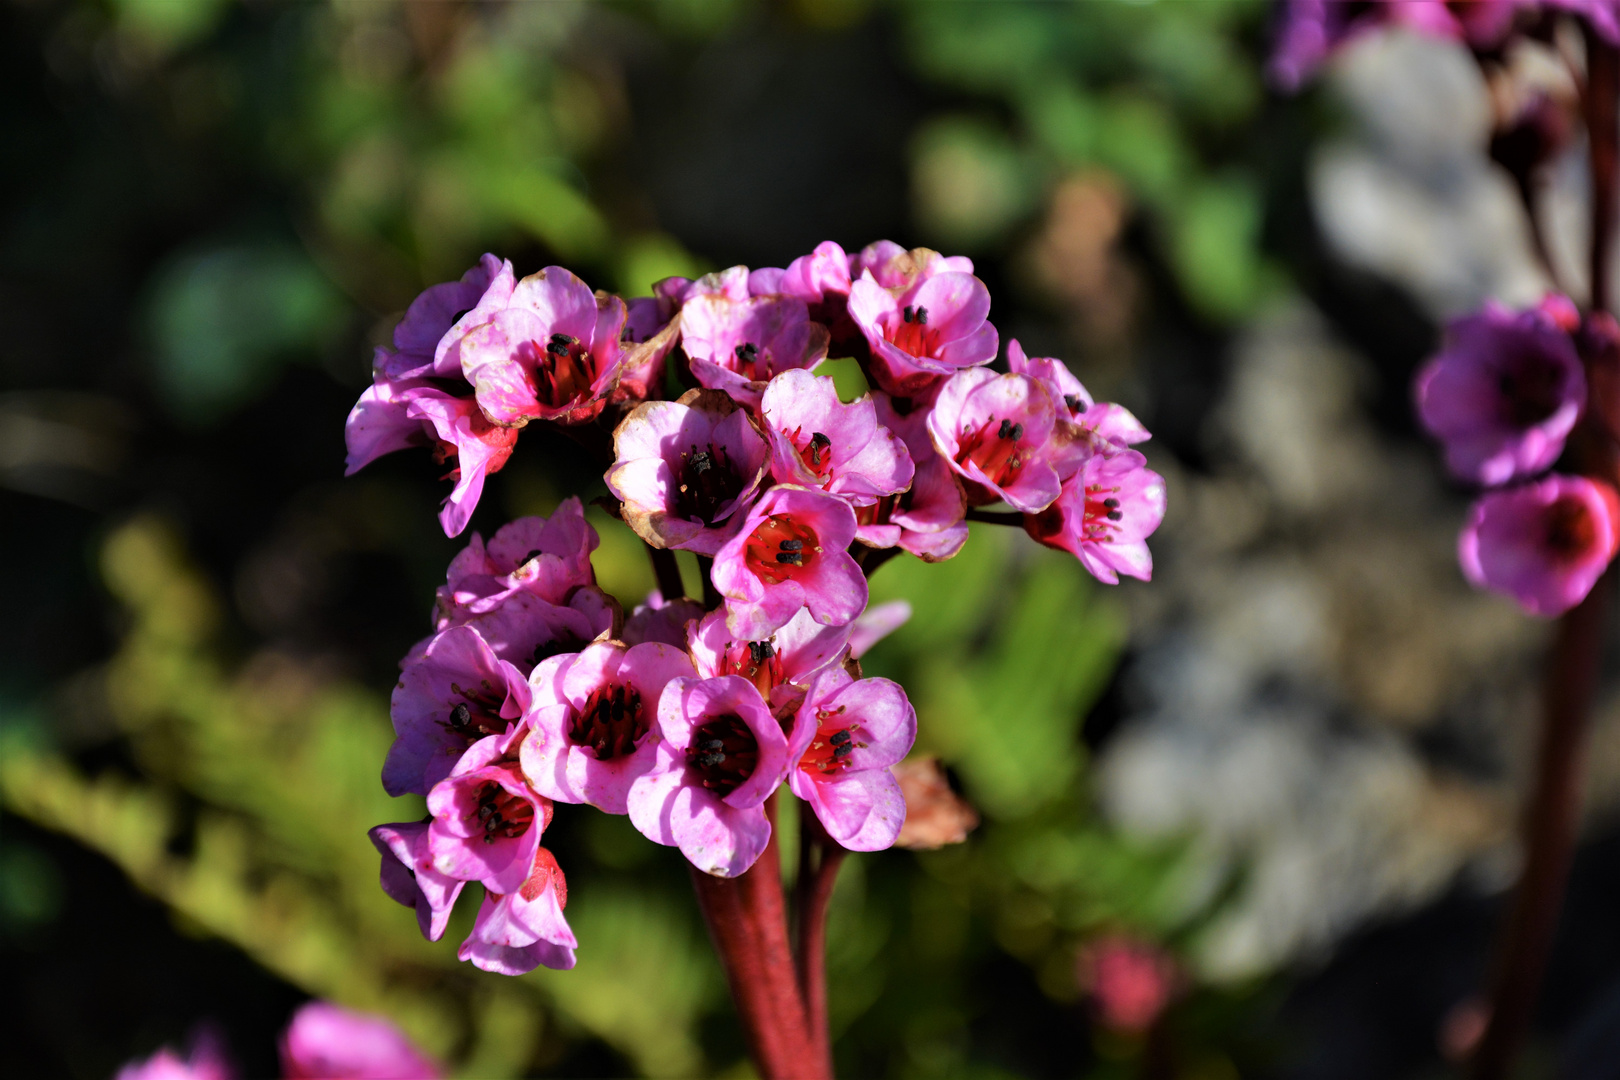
(434, 591, 611, 678)
(680, 293, 831, 408)
(623, 591, 707, 648)
(369, 821, 465, 942)
(378, 254, 515, 382)
(759, 370, 913, 503)
(459, 846, 577, 975)
(1268, 1, 1526, 92)
(425, 725, 552, 895)
(607, 389, 772, 556)
(848, 599, 911, 658)
(926, 368, 1085, 513)
(711, 485, 869, 639)
(1006, 340, 1149, 449)
(1458, 473, 1620, 616)
(1024, 451, 1168, 585)
(626, 675, 791, 876)
(764, 241, 862, 353)
(686, 605, 850, 715)
(1077, 936, 1180, 1036)
(344, 380, 520, 538)
(786, 667, 915, 851)
(280, 1001, 444, 1079)
(1415, 298, 1587, 487)
(452, 266, 629, 427)
(433, 499, 599, 621)
(848, 269, 998, 396)
(520, 641, 697, 813)
(384, 624, 533, 797)
(116, 1038, 234, 1080)
(617, 276, 688, 404)
(856, 392, 969, 561)
(851, 241, 973, 292)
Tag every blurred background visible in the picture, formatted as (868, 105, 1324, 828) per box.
(3, 1, 1619, 1077)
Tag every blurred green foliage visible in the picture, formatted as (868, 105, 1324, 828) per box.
(1, 0, 1288, 1075)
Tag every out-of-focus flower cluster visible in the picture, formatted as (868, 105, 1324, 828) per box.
(118, 1001, 443, 1080)
(1415, 298, 1620, 616)
(345, 240, 1165, 976)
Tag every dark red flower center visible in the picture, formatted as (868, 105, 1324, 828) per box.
(721, 637, 785, 701)
(444, 683, 510, 740)
(1497, 350, 1571, 428)
(797, 703, 859, 777)
(954, 417, 1027, 489)
(889, 304, 939, 356)
(534, 332, 598, 409)
(686, 714, 759, 797)
(785, 426, 835, 481)
(569, 682, 648, 760)
(475, 779, 536, 844)
(733, 341, 766, 380)
(675, 443, 747, 525)
(744, 513, 820, 586)
(1544, 495, 1598, 561)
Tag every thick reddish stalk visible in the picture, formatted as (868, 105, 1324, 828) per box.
(646, 543, 686, 602)
(1469, 569, 1612, 1079)
(689, 795, 824, 1079)
(1469, 28, 1618, 1079)
(795, 802, 846, 1079)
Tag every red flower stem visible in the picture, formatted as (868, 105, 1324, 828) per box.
(1472, 40, 1618, 1075)
(795, 801, 846, 1079)
(1469, 568, 1613, 1080)
(1587, 24, 1618, 315)
(645, 542, 686, 602)
(963, 508, 1025, 526)
(688, 794, 824, 1080)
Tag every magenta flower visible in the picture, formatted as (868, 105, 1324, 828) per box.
(786, 666, 915, 851)
(1007, 340, 1149, 449)
(927, 367, 1086, 513)
(1268, 1, 1519, 93)
(627, 675, 791, 876)
(280, 1001, 444, 1080)
(459, 846, 577, 975)
(452, 266, 628, 427)
(680, 293, 830, 408)
(115, 1040, 234, 1080)
(377, 254, 514, 382)
(607, 389, 771, 555)
(520, 641, 697, 814)
(1025, 450, 1168, 585)
(759, 370, 913, 503)
(434, 499, 599, 620)
(623, 591, 708, 648)
(856, 391, 969, 561)
(425, 724, 552, 895)
(851, 241, 973, 293)
(345, 380, 520, 537)
(848, 269, 998, 395)
(384, 624, 533, 797)
(369, 821, 465, 942)
(1458, 473, 1620, 616)
(757, 241, 863, 352)
(1416, 299, 1587, 487)
(617, 276, 688, 404)
(711, 485, 868, 639)
(437, 590, 611, 679)
(686, 605, 849, 715)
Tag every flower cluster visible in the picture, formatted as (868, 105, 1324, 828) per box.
(117, 1001, 443, 1080)
(1415, 297, 1620, 616)
(352, 239, 1163, 977)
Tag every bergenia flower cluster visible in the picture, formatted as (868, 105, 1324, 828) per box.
(349, 239, 1164, 978)
(1415, 297, 1620, 616)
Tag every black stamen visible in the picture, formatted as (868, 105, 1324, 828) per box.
(1064, 394, 1081, 412)
(1107, 510, 1123, 521)
(689, 449, 713, 474)
(735, 342, 758, 361)
(913, 305, 928, 324)
(998, 419, 1014, 439)
(550, 333, 573, 346)
(449, 702, 471, 730)
(829, 729, 851, 746)
(778, 539, 804, 551)
(748, 640, 774, 664)
(523, 548, 543, 563)
(696, 750, 726, 767)
(546, 340, 569, 356)
(1103, 498, 1119, 509)
(775, 551, 803, 565)
(833, 742, 854, 759)
(902, 306, 915, 323)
